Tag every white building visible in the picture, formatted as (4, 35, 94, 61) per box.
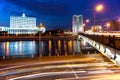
(0, 26, 6, 31)
(0, 13, 45, 34)
(72, 15, 83, 33)
(10, 13, 36, 28)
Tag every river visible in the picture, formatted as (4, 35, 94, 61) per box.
(0, 40, 94, 59)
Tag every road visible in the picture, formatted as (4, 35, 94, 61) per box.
(0, 53, 120, 80)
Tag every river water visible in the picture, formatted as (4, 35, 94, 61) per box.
(0, 40, 92, 59)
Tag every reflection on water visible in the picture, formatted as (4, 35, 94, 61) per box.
(58, 40, 61, 55)
(3, 42, 9, 56)
(0, 40, 85, 58)
(48, 40, 52, 56)
(73, 41, 81, 53)
(68, 40, 73, 54)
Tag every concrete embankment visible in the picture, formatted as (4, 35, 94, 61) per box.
(0, 36, 77, 41)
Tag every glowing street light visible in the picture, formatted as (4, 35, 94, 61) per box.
(85, 19, 90, 23)
(83, 23, 86, 27)
(106, 22, 111, 31)
(94, 4, 104, 25)
(84, 19, 90, 32)
(106, 23, 111, 27)
(95, 4, 104, 12)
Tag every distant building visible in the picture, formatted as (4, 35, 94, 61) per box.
(36, 22, 46, 33)
(10, 13, 36, 28)
(107, 20, 120, 31)
(0, 13, 46, 34)
(0, 26, 6, 31)
(72, 15, 83, 33)
(91, 25, 102, 32)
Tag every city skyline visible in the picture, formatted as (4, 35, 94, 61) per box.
(1, 0, 120, 30)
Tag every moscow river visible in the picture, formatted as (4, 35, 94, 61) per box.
(0, 40, 95, 59)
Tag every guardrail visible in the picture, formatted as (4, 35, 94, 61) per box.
(79, 33, 120, 50)
(79, 33, 120, 66)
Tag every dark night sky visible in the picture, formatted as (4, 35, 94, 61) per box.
(0, 0, 120, 30)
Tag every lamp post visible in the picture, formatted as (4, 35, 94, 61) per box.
(94, 4, 104, 26)
(86, 19, 90, 23)
(83, 19, 90, 32)
(106, 22, 111, 32)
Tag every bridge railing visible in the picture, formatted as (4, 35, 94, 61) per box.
(79, 33, 120, 51)
(79, 33, 120, 66)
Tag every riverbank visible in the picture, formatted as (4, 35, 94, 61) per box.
(0, 35, 77, 42)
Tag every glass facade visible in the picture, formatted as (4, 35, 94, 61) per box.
(72, 15, 83, 33)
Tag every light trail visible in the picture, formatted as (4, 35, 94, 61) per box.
(9, 69, 120, 80)
(56, 74, 120, 80)
(0, 54, 119, 80)
(9, 71, 86, 80)
(68, 63, 79, 78)
(0, 57, 111, 73)
(0, 62, 115, 77)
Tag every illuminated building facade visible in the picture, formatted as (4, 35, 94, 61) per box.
(0, 13, 45, 34)
(10, 13, 36, 28)
(91, 25, 102, 32)
(72, 15, 83, 33)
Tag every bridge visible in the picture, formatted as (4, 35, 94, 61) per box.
(0, 33, 120, 80)
(78, 32, 120, 66)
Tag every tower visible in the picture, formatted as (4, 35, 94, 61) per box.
(72, 15, 83, 33)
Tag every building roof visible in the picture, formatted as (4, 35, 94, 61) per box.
(39, 22, 45, 28)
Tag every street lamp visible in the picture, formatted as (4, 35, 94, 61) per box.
(96, 4, 104, 12)
(84, 19, 90, 32)
(106, 22, 111, 31)
(94, 4, 104, 26)
(83, 23, 86, 27)
(85, 19, 90, 23)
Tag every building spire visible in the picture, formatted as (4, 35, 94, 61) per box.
(39, 22, 45, 28)
(40, 22, 43, 27)
(22, 13, 25, 17)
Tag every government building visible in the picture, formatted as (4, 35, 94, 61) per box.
(0, 13, 46, 34)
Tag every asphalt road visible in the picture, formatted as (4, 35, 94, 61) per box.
(0, 53, 120, 80)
